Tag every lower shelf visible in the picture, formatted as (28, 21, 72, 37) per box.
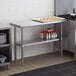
(16, 38, 60, 47)
(0, 62, 10, 66)
(0, 44, 10, 48)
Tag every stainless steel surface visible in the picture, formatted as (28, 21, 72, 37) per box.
(55, 0, 76, 58)
(60, 23, 63, 56)
(0, 44, 10, 48)
(16, 38, 59, 47)
(14, 26, 17, 62)
(11, 19, 65, 65)
(0, 62, 10, 70)
(9, 28, 12, 63)
(67, 20, 76, 53)
(0, 25, 11, 30)
(0, 62, 10, 66)
(53, 42, 55, 54)
(7, 64, 10, 70)
(21, 28, 24, 65)
(10, 19, 66, 28)
(73, 8, 76, 14)
(62, 20, 76, 58)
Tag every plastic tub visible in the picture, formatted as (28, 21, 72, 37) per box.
(0, 54, 7, 63)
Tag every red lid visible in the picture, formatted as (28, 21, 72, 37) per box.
(51, 31, 55, 33)
(53, 31, 57, 33)
(41, 31, 44, 33)
(47, 28, 53, 30)
(54, 31, 57, 32)
(50, 31, 53, 33)
(49, 31, 52, 33)
(44, 31, 49, 33)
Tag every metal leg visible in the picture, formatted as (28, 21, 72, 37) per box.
(52, 24, 55, 54)
(74, 53, 76, 59)
(60, 23, 63, 56)
(7, 64, 10, 70)
(9, 28, 13, 64)
(53, 42, 55, 54)
(14, 26, 17, 62)
(21, 28, 24, 65)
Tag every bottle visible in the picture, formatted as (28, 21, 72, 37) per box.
(48, 31, 52, 39)
(54, 31, 58, 38)
(40, 31, 45, 40)
(45, 31, 49, 40)
(51, 31, 56, 39)
(47, 28, 53, 39)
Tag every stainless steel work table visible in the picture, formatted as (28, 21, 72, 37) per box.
(0, 24, 12, 69)
(10, 19, 66, 65)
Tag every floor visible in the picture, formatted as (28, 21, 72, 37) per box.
(0, 52, 75, 76)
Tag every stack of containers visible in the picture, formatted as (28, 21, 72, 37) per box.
(40, 31, 45, 40)
(40, 28, 58, 40)
(47, 28, 58, 39)
(51, 31, 58, 39)
(47, 28, 53, 39)
(40, 31, 49, 40)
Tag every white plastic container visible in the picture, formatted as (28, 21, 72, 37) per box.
(54, 31, 58, 38)
(0, 54, 7, 63)
(51, 31, 57, 39)
(45, 31, 49, 40)
(48, 31, 52, 39)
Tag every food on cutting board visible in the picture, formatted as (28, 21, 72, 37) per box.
(33, 16, 64, 22)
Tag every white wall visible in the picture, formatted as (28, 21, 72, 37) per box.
(56, 0, 73, 15)
(0, 0, 54, 23)
(0, 0, 54, 60)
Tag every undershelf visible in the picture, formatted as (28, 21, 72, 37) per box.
(0, 62, 10, 66)
(16, 38, 60, 47)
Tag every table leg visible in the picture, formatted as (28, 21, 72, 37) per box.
(60, 23, 63, 56)
(14, 26, 17, 62)
(7, 64, 10, 70)
(21, 28, 24, 65)
(53, 24, 56, 54)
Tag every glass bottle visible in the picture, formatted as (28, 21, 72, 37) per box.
(45, 31, 49, 40)
(54, 31, 58, 38)
(51, 31, 56, 39)
(40, 31, 45, 40)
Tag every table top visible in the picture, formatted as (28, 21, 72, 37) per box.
(0, 23, 11, 30)
(10, 19, 66, 28)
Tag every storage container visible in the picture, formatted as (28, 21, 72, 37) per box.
(0, 54, 7, 63)
(40, 31, 45, 40)
(51, 31, 58, 39)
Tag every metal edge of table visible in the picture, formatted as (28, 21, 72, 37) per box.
(10, 19, 66, 28)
